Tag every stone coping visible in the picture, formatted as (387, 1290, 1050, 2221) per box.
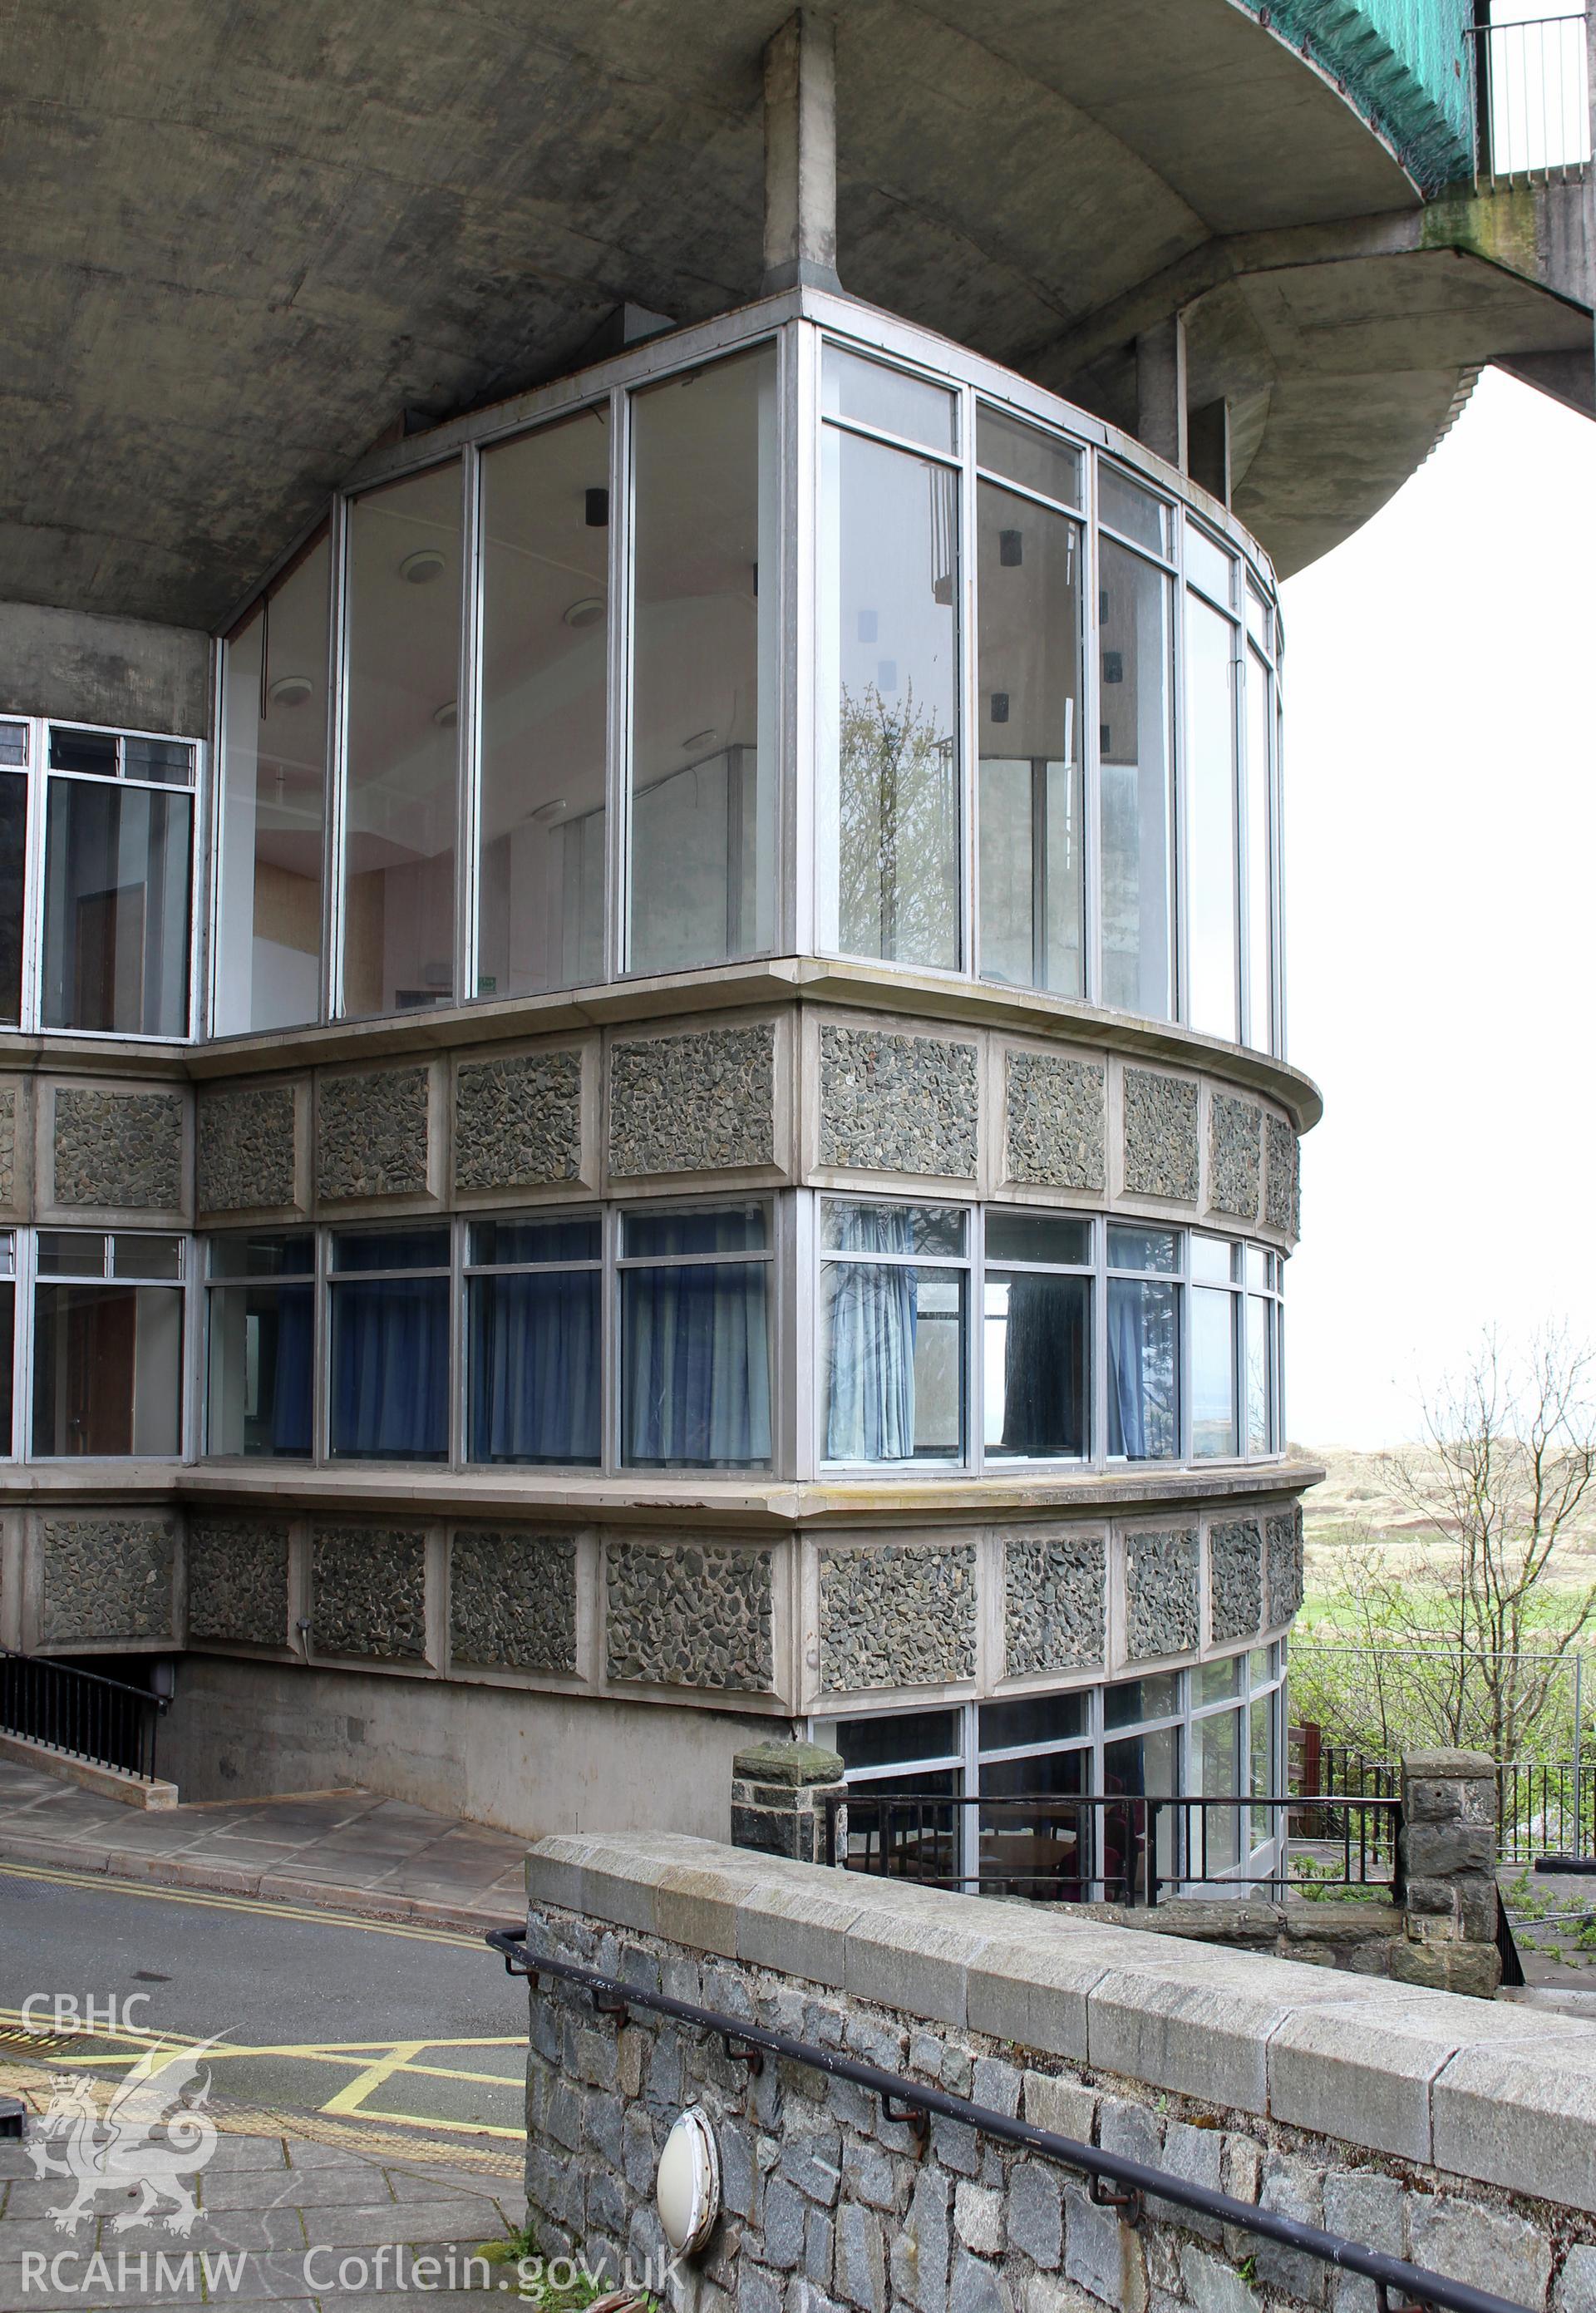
(524, 1829, 1596, 2217)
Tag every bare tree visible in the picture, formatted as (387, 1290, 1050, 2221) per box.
(1377, 1329, 1596, 1758)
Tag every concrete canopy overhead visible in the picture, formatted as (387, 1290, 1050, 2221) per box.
(0, 0, 1564, 627)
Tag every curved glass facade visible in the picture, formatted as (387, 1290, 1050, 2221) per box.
(210, 298, 1285, 1058)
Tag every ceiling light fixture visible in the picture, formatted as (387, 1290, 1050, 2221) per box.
(681, 727, 716, 752)
(528, 797, 568, 824)
(400, 548, 446, 584)
(268, 674, 313, 708)
(563, 595, 604, 629)
(433, 699, 458, 728)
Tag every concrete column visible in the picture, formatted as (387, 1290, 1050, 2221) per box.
(761, 11, 841, 295)
(1394, 1748, 1501, 1998)
(1135, 312, 1187, 471)
(731, 1739, 846, 1862)
(1187, 397, 1232, 506)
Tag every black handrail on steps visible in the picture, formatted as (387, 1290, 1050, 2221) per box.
(0, 1645, 168, 1780)
(487, 1926, 1534, 2313)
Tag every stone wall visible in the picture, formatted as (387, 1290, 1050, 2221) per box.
(609, 1027, 776, 1178)
(819, 1027, 978, 1179)
(309, 1524, 428, 1660)
(1207, 1094, 1261, 1222)
(38, 1514, 176, 1643)
(605, 1541, 775, 1693)
(316, 1067, 431, 1201)
(197, 1084, 298, 1215)
(1002, 1536, 1105, 1676)
(1003, 1053, 1106, 1192)
(186, 1516, 289, 1646)
(1266, 1505, 1305, 1626)
(456, 1052, 584, 1193)
(1122, 1527, 1198, 1660)
(451, 1529, 579, 1673)
(1207, 1518, 1263, 1645)
(819, 1544, 976, 1692)
(0, 1085, 17, 1208)
(1265, 1113, 1301, 1237)
(52, 1087, 184, 1209)
(1121, 1070, 1199, 1202)
(520, 1831, 1594, 2313)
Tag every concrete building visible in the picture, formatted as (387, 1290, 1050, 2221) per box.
(0, 1, 1590, 1862)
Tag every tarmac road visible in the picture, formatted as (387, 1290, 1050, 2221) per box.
(0, 1860, 528, 2153)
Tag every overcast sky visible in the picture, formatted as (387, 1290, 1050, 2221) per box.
(1279, 367, 1596, 1447)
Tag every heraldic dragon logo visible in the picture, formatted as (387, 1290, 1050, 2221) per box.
(27, 2040, 220, 2235)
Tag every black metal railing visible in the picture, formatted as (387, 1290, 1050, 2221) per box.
(487, 1929, 1535, 2313)
(821, 1790, 1399, 1906)
(1470, 12, 1591, 183)
(0, 1645, 168, 1780)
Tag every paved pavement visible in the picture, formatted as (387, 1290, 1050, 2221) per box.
(0, 1760, 527, 1931)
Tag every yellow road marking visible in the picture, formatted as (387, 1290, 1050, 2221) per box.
(0, 1860, 497, 1948)
(321, 2038, 429, 2117)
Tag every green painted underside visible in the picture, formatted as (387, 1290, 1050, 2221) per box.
(1246, 0, 1475, 191)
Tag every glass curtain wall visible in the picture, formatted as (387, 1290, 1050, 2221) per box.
(1244, 596, 1276, 1053)
(42, 729, 194, 1037)
(478, 411, 610, 997)
(1185, 540, 1239, 1042)
(341, 462, 463, 1018)
(215, 535, 330, 1033)
(819, 348, 961, 970)
(1098, 535, 1175, 1018)
(628, 346, 779, 975)
(976, 411, 1084, 994)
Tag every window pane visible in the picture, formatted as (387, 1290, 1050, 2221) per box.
(469, 1215, 602, 1266)
(209, 1233, 314, 1280)
(821, 427, 959, 969)
(41, 779, 192, 1035)
(1244, 1245, 1269, 1292)
(1097, 467, 1169, 555)
(1245, 584, 1270, 651)
(839, 1770, 960, 1881)
(1099, 541, 1173, 1019)
(0, 771, 25, 1024)
(331, 1227, 450, 1273)
(0, 1283, 11, 1456)
(1192, 1706, 1242, 1872)
(1104, 1673, 1180, 1728)
(215, 536, 329, 1033)
(821, 1259, 965, 1462)
(342, 461, 461, 1017)
(1198, 1654, 1243, 1704)
(0, 722, 27, 765)
(983, 1211, 1091, 1266)
(49, 727, 118, 775)
(1106, 1277, 1177, 1458)
(1251, 1694, 1273, 1845)
(629, 346, 777, 974)
(1244, 643, 1273, 1051)
(978, 483, 1082, 994)
(621, 1260, 771, 1467)
(1107, 1225, 1178, 1274)
(468, 1269, 601, 1464)
(111, 1235, 182, 1280)
(37, 1231, 105, 1277)
(207, 1269, 313, 1457)
(1247, 1293, 1273, 1454)
(1190, 1235, 1234, 1285)
(820, 1201, 966, 1257)
(0, 1235, 13, 1277)
(1102, 1726, 1178, 1892)
(1192, 1285, 1239, 1457)
(835, 1708, 960, 1771)
(32, 1282, 182, 1455)
(622, 1205, 767, 1259)
(976, 407, 1081, 506)
(123, 737, 195, 787)
(822, 345, 956, 453)
(979, 1747, 1088, 1897)
(983, 1272, 1087, 1457)
(978, 1690, 1087, 1753)
(480, 413, 609, 997)
(328, 1272, 449, 1459)
(1185, 525, 1234, 606)
(1185, 590, 1238, 1040)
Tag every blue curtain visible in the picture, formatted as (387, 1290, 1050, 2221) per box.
(824, 1206, 919, 1462)
(330, 1277, 449, 1459)
(268, 1285, 314, 1457)
(622, 1218, 771, 1466)
(469, 1271, 600, 1463)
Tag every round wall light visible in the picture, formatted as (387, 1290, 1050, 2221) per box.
(655, 2106, 720, 2256)
(563, 595, 604, 629)
(268, 674, 313, 708)
(400, 547, 447, 584)
(432, 699, 458, 729)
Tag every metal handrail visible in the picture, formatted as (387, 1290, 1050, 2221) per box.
(487, 1928, 1534, 2313)
(823, 1789, 1399, 1905)
(0, 1644, 169, 1780)
(1469, 12, 1591, 185)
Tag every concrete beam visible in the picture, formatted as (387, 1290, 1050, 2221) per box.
(1494, 346, 1595, 419)
(761, 11, 840, 296)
